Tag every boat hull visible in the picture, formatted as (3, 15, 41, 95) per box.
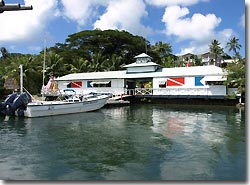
(22, 95, 108, 118)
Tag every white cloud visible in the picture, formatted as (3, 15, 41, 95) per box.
(178, 45, 207, 55)
(145, 0, 209, 7)
(60, 0, 109, 27)
(93, 0, 152, 37)
(162, 6, 221, 41)
(161, 6, 234, 55)
(240, 14, 245, 28)
(0, 0, 241, 56)
(216, 29, 234, 48)
(176, 29, 234, 55)
(0, 0, 58, 43)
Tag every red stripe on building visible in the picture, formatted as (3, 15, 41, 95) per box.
(167, 78, 185, 86)
(71, 81, 82, 88)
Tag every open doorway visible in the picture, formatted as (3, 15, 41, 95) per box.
(135, 79, 153, 88)
(125, 78, 153, 95)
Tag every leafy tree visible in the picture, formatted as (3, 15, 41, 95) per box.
(151, 41, 172, 58)
(226, 37, 242, 59)
(225, 56, 245, 93)
(160, 54, 177, 68)
(50, 29, 148, 66)
(222, 53, 232, 60)
(0, 51, 48, 95)
(190, 55, 203, 66)
(0, 30, 245, 97)
(209, 39, 224, 67)
(89, 51, 107, 72)
(0, 77, 5, 99)
(102, 54, 123, 71)
(45, 52, 65, 77)
(150, 41, 174, 67)
(0, 47, 9, 60)
(65, 57, 89, 73)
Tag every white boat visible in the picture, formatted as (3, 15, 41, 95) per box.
(1, 62, 109, 118)
(0, 43, 108, 118)
(1, 92, 108, 118)
(22, 94, 109, 118)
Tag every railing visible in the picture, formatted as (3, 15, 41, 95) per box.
(124, 88, 153, 95)
(124, 86, 226, 97)
(54, 87, 227, 98)
(135, 88, 153, 95)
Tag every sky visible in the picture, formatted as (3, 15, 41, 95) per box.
(0, 0, 246, 57)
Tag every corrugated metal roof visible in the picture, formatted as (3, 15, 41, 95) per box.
(55, 65, 227, 81)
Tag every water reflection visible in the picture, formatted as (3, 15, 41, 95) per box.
(46, 108, 159, 180)
(150, 105, 245, 180)
(0, 105, 245, 180)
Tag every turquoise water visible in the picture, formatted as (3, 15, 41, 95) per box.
(0, 104, 246, 180)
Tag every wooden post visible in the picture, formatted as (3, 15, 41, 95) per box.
(19, 64, 23, 93)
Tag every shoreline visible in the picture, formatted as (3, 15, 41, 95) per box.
(124, 96, 242, 107)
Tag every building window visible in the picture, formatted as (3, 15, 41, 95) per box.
(206, 81, 224, 85)
(159, 81, 166, 88)
(87, 81, 111, 88)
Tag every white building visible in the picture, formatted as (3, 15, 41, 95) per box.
(55, 53, 233, 99)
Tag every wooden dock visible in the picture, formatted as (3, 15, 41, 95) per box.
(106, 99, 130, 106)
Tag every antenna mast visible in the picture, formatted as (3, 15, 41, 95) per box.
(42, 40, 46, 99)
(19, 64, 23, 93)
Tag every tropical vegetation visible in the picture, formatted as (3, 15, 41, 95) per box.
(0, 29, 245, 99)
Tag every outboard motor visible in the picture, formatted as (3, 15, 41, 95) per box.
(4, 93, 18, 105)
(1, 93, 18, 115)
(12, 92, 32, 111)
(13, 93, 31, 117)
(2, 92, 32, 116)
(15, 108, 25, 117)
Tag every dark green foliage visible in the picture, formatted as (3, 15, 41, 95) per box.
(0, 30, 244, 96)
(225, 57, 245, 93)
(209, 39, 224, 67)
(0, 47, 9, 60)
(0, 30, 153, 95)
(0, 77, 5, 99)
(50, 29, 148, 67)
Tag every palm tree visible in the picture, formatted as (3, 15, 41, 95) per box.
(0, 47, 9, 60)
(2, 55, 39, 93)
(102, 54, 123, 71)
(161, 55, 177, 68)
(152, 41, 172, 58)
(191, 55, 203, 66)
(226, 37, 242, 59)
(209, 39, 224, 67)
(89, 51, 107, 72)
(225, 57, 245, 92)
(46, 53, 65, 77)
(67, 57, 89, 73)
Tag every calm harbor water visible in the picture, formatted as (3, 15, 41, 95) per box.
(0, 104, 246, 180)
